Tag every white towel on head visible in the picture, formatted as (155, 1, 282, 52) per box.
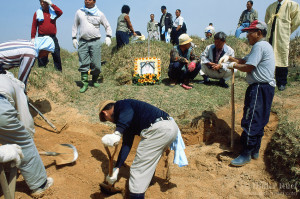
(170, 128, 188, 167)
(36, 6, 57, 22)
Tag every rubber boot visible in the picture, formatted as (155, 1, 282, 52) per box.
(80, 72, 88, 93)
(230, 154, 251, 167)
(92, 75, 100, 88)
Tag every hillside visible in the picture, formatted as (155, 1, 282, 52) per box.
(3, 36, 299, 198)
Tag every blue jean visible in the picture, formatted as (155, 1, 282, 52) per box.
(235, 22, 250, 38)
(240, 83, 275, 155)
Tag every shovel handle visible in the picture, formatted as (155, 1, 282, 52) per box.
(231, 69, 235, 149)
(104, 145, 119, 177)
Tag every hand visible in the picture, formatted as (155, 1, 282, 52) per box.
(72, 39, 78, 49)
(106, 167, 119, 185)
(212, 64, 222, 70)
(43, 0, 52, 5)
(0, 144, 24, 168)
(133, 32, 137, 36)
(105, 37, 111, 46)
(31, 38, 35, 44)
(219, 55, 229, 64)
(101, 131, 122, 147)
(188, 61, 196, 72)
(168, 28, 172, 34)
(227, 62, 237, 70)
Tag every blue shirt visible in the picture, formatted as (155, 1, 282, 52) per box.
(114, 99, 169, 167)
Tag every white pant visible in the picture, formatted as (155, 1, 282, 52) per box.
(200, 64, 236, 81)
(129, 119, 178, 193)
(0, 97, 47, 190)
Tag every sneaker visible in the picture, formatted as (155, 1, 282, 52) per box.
(31, 177, 54, 197)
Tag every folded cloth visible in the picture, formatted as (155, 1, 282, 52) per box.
(34, 36, 55, 56)
(80, 5, 100, 16)
(170, 128, 188, 167)
(36, 6, 57, 22)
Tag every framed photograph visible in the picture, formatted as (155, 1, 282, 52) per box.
(133, 57, 161, 85)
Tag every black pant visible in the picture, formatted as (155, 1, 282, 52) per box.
(275, 67, 288, 87)
(38, 34, 62, 71)
(168, 61, 201, 83)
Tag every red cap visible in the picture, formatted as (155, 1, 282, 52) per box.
(242, 20, 267, 32)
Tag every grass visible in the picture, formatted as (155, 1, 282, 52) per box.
(10, 35, 299, 193)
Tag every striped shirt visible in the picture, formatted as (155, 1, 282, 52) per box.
(0, 40, 37, 86)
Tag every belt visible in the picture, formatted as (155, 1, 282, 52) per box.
(80, 37, 100, 42)
(38, 34, 56, 37)
(150, 116, 172, 127)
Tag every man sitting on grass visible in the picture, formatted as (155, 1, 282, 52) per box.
(200, 32, 235, 88)
(168, 34, 201, 90)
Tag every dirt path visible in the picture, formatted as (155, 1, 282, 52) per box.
(1, 91, 296, 199)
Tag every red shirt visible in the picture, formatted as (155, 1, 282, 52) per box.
(31, 4, 63, 38)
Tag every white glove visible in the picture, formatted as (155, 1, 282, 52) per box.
(101, 131, 122, 147)
(43, 0, 52, 6)
(227, 62, 237, 70)
(106, 167, 119, 185)
(31, 38, 35, 44)
(168, 28, 172, 34)
(218, 55, 229, 64)
(0, 144, 24, 168)
(72, 39, 78, 49)
(105, 37, 111, 46)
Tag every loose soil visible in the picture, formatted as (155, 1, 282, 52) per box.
(2, 82, 300, 199)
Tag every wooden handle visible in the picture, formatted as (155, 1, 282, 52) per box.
(231, 69, 235, 149)
(104, 145, 119, 177)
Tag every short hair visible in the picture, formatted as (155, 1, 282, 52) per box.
(209, 23, 213, 26)
(214, 32, 227, 42)
(150, 14, 154, 17)
(258, 29, 267, 37)
(121, 5, 130, 14)
(176, 9, 181, 13)
(161, 5, 166, 10)
(247, 1, 253, 5)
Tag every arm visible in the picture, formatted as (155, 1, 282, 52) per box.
(290, 2, 300, 34)
(265, 7, 271, 24)
(115, 134, 135, 168)
(237, 11, 244, 27)
(170, 48, 188, 64)
(72, 11, 79, 39)
(176, 17, 183, 31)
(253, 10, 258, 21)
(100, 13, 112, 37)
(147, 22, 150, 32)
(228, 56, 246, 64)
(51, 4, 63, 18)
(31, 13, 37, 39)
(232, 63, 255, 73)
(124, 15, 135, 34)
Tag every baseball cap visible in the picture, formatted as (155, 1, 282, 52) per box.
(242, 20, 267, 32)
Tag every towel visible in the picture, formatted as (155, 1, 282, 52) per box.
(34, 36, 55, 56)
(170, 128, 188, 167)
(36, 6, 57, 22)
(80, 5, 100, 17)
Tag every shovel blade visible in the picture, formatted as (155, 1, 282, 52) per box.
(100, 182, 123, 195)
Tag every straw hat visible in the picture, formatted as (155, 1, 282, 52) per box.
(98, 100, 116, 122)
(179, 34, 193, 45)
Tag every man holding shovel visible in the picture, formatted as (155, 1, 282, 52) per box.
(0, 70, 53, 197)
(227, 20, 276, 166)
(98, 99, 179, 199)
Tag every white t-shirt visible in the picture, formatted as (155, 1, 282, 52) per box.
(174, 16, 184, 28)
